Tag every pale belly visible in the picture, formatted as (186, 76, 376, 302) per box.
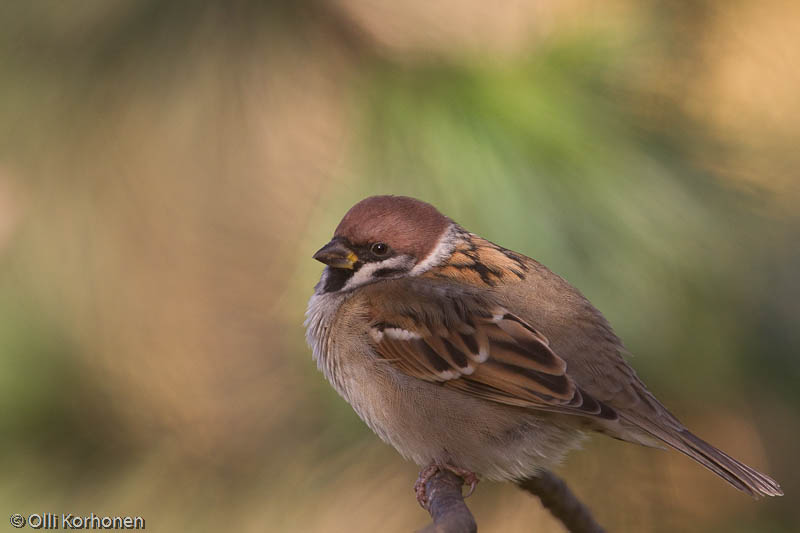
(335, 351, 585, 481)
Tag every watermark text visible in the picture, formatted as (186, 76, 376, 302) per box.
(10, 513, 145, 529)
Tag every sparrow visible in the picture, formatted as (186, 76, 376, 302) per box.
(305, 195, 782, 505)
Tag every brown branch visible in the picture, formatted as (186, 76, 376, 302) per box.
(516, 470, 606, 533)
(417, 468, 605, 532)
(417, 470, 477, 533)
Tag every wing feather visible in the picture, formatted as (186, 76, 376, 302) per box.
(369, 298, 617, 420)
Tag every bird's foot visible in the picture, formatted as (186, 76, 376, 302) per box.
(414, 463, 480, 509)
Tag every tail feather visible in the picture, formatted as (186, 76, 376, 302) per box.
(621, 415, 783, 498)
(676, 429, 783, 498)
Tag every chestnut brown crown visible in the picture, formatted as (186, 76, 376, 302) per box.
(333, 195, 451, 261)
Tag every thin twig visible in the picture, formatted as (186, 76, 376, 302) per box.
(516, 470, 606, 533)
(418, 470, 477, 533)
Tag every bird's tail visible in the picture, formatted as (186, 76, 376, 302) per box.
(626, 415, 783, 498)
(671, 428, 783, 497)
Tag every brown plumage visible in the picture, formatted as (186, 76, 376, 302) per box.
(306, 195, 783, 500)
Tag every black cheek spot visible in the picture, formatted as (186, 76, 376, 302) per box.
(374, 267, 407, 278)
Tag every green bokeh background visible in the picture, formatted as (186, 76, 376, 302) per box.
(1, 2, 798, 531)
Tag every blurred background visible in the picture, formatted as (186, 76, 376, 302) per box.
(1, 1, 798, 531)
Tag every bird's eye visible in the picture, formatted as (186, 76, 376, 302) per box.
(371, 242, 389, 256)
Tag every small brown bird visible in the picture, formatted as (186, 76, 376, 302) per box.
(305, 195, 782, 504)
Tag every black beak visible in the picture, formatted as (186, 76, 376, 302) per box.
(313, 239, 358, 269)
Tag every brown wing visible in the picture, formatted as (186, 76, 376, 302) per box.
(362, 277, 782, 497)
(367, 297, 617, 420)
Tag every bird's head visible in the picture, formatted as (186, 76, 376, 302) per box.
(313, 195, 455, 293)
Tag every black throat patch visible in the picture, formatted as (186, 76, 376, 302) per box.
(322, 263, 362, 293)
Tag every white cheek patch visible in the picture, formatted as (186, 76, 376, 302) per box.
(410, 223, 458, 276)
(342, 255, 413, 292)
